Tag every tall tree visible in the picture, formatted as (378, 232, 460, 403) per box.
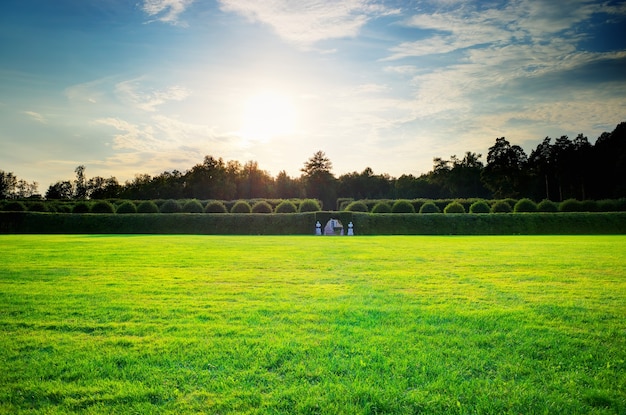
(301, 151, 337, 210)
(481, 137, 528, 198)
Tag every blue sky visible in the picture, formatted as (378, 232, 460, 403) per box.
(1, 0, 625, 190)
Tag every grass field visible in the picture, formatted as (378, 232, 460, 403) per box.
(0, 235, 625, 414)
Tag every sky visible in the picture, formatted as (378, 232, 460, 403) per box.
(1, 0, 625, 190)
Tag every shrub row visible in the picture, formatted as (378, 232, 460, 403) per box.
(2, 211, 625, 235)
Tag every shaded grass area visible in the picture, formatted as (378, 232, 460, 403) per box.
(0, 235, 625, 414)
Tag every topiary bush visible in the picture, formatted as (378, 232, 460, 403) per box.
(559, 198, 583, 212)
(275, 200, 297, 213)
(298, 199, 321, 212)
(371, 202, 391, 213)
(537, 199, 558, 212)
(469, 200, 490, 214)
(116, 201, 137, 214)
(182, 199, 204, 213)
(345, 201, 369, 212)
(160, 199, 182, 213)
(3, 201, 27, 212)
(251, 201, 273, 213)
(136, 201, 159, 213)
(91, 201, 115, 214)
(419, 201, 440, 214)
(72, 202, 91, 213)
(444, 201, 465, 214)
(514, 198, 537, 213)
(491, 200, 512, 213)
(26, 201, 48, 212)
(391, 200, 415, 213)
(205, 200, 228, 213)
(231, 200, 252, 213)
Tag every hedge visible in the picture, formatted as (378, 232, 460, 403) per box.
(2, 212, 625, 235)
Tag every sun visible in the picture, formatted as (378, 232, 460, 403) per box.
(239, 91, 297, 142)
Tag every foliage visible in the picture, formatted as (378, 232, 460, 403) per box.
(2, 201, 26, 212)
(537, 199, 559, 212)
(181, 199, 204, 213)
(274, 200, 297, 213)
(116, 201, 137, 214)
(204, 200, 228, 213)
(136, 201, 159, 214)
(1, 235, 625, 414)
(371, 202, 392, 213)
(298, 199, 321, 212)
(251, 201, 273, 214)
(419, 201, 441, 214)
(514, 198, 538, 213)
(231, 200, 252, 213)
(91, 201, 115, 214)
(443, 201, 465, 214)
(391, 200, 415, 213)
(559, 198, 584, 212)
(469, 200, 491, 214)
(491, 200, 512, 213)
(345, 201, 369, 212)
(159, 199, 182, 213)
(72, 202, 90, 213)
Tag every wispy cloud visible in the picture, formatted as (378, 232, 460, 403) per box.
(115, 80, 191, 112)
(141, 0, 195, 26)
(23, 111, 47, 124)
(219, 0, 399, 49)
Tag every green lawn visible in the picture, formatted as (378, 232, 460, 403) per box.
(0, 235, 625, 414)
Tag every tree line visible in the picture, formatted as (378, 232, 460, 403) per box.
(1, 122, 624, 210)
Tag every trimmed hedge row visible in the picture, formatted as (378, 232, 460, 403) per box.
(2, 212, 625, 235)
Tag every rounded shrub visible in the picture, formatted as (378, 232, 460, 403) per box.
(391, 200, 415, 213)
(469, 200, 490, 214)
(182, 199, 204, 213)
(298, 199, 321, 213)
(251, 201, 273, 213)
(204, 200, 228, 213)
(160, 199, 182, 213)
(91, 201, 115, 214)
(116, 201, 137, 214)
(136, 200, 159, 213)
(345, 201, 369, 212)
(559, 198, 583, 212)
(231, 200, 252, 213)
(443, 201, 465, 214)
(371, 202, 391, 213)
(275, 200, 297, 213)
(72, 202, 90, 213)
(3, 201, 26, 211)
(27, 201, 48, 212)
(491, 200, 512, 213)
(581, 200, 599, 212)
(419, 201, 440, 214)
(537, 199, 558, 212)
(514, 198, 537, 213)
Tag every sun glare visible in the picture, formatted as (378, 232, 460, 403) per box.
(239, 91, 297, 142)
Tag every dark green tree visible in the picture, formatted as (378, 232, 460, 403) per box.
(481, 137, 528, 198)
(301, 151, 337, 210)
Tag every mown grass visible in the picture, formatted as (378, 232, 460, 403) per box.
(0, 235, 625, 414)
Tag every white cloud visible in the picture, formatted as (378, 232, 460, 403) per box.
(115, 80, 191, 112)
(219, 0, 399, 48)
(23, 111, 47, 124)
(142, 0, 195, 26)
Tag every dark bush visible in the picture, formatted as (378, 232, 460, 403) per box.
(251, 201, 273, 213)
(27, 201, 48, 212)
(136, 201, 159, 213)
(537, 199, 558, 212)
(3, 201, 26, 212)
(469, 200, 490, 214)
(160, 199, 182, 213)
(275, 200, 297, 213)
(205, 201, 228, 213)
(444, 201, 465, 214)
(182, 199, 204, 213)
(491, 200, 512, 213)
(231, 201, 252, 213)
(581, 200, 599, 212)
(391, 200, 415, 213)
(514, 198, 537, 213)
(419, 201, 440, 214)
(345, 201, 369, 212)
(371, 202, 391, 213)
(299, 199, 321, 213)
(116, 201, 137, 214)
(91, 201, 115, 214)
(559, 198, 583, 212)
(72, 202, 91, 213)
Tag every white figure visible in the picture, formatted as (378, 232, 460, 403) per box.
(347, 222, 354, 236)
(315, 221, 322, 235)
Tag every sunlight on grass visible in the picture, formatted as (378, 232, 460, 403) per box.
(1, 235, 625, 414)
